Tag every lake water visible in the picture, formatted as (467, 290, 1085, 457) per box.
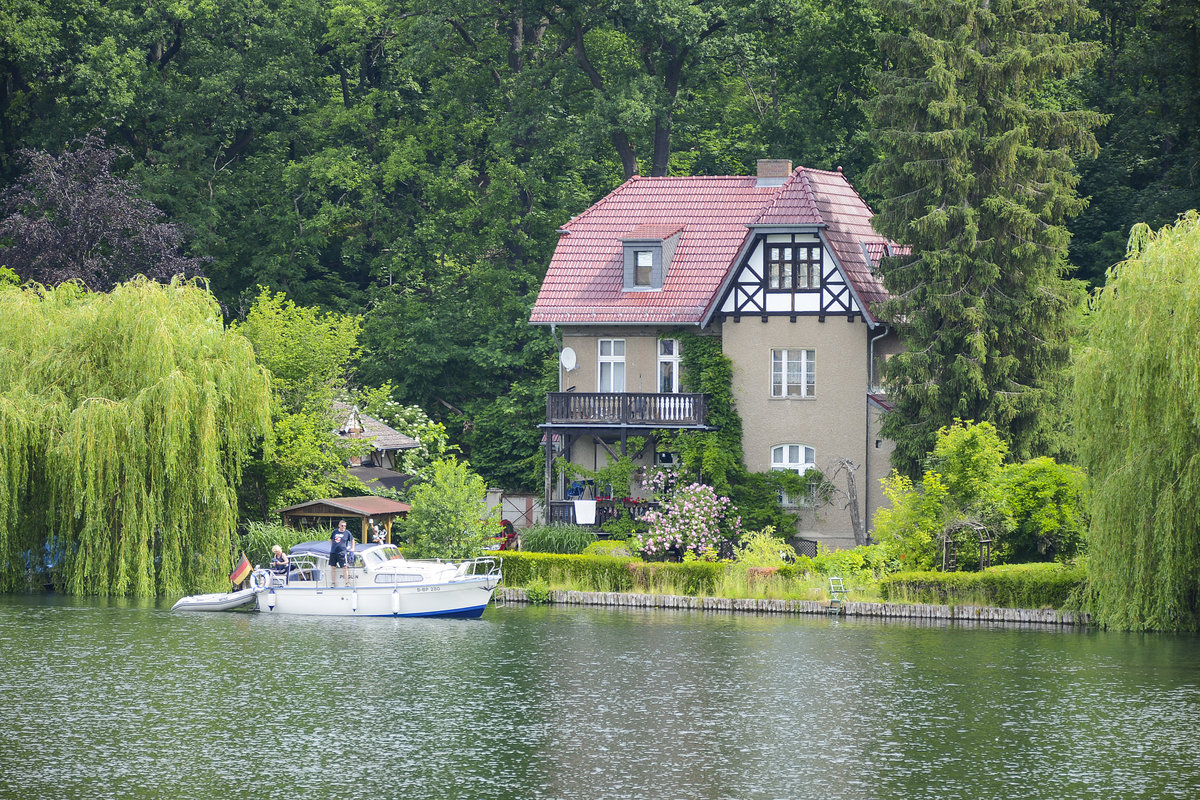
(1, 594, 1198, 800)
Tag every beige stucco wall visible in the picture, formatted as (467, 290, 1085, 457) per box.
(865, 399, 896, 531)
(723, 316, 887, 549)
(553, 321, 898, 547)
(558, 328, 667, 393)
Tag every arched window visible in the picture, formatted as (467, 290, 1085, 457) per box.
(771, 444, 816, 506)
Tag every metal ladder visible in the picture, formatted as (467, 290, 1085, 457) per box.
(828, 576, 846, 615)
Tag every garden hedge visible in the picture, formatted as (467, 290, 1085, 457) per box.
(878, 562, 1085, 609)
(495, 551, 726, 596)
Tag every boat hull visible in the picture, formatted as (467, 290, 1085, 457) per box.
(253, 577, 496, 618)
(171, 588, 258, 612)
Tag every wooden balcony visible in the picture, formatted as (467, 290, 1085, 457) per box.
(548, 499, 660, 528)
(545, 392, 708, 428)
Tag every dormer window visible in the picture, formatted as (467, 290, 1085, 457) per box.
(635, 250, 654, 287)
(621, 224, 683, 291)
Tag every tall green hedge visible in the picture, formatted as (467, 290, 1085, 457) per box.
(878, 563, 1085, 609)
(497, 551, 725, 596)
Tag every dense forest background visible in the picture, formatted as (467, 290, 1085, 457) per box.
(1, 0, 1197, 492)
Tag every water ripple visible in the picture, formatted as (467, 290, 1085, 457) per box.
(0, 597, 1198, 799)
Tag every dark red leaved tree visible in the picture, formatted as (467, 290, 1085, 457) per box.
(0, 133, 206, 290)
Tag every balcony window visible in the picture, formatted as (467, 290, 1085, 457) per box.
(658, 338, 680, 393)
(598, 339, 626, 392)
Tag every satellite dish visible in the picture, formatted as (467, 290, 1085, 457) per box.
(560, 347, 578, 371)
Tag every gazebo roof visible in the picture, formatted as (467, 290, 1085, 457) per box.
(275, 496, 411, 518)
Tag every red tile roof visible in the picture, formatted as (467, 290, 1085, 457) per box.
(530, 166, 899, 326)
(624, 223, 685, 240)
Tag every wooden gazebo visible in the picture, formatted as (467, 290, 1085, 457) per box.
(276, 496, 411, 544)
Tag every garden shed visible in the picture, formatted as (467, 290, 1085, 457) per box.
(276, 496, 411, 544)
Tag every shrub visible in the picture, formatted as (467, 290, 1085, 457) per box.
(497, 552, 636, 591)
(1000, 457, 1087, 563)
(583, 539, 635, 557)
(872, 470, 951, 570)
(402, 459, 495, 559)
(519, 523, 597, 554)
(879, 562, 1086, 609)
(524, 578, 552, 604)
(636, 482, 740, 561)
(733, 526, 796, 569)
(809, 543, 897, 578)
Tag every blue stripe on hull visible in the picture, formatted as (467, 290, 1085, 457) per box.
(397, 604, 488, 619)
(343, 604, 488, 619)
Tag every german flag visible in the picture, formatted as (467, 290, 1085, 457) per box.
(229, 553, 252, 585)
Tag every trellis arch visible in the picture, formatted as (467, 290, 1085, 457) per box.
(939, 520, 993, 572)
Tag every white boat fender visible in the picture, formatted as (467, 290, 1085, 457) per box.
(351, 588, 358, 614)
(267, 589, 276, 610)
(250, 569, 270, 591)
(392, 588, 400, 616)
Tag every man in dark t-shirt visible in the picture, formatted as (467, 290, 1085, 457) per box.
(330, 520, 356, 586)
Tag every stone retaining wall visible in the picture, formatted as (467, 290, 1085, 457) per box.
(494, 588, 1090, 627)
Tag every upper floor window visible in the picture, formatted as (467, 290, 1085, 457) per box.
(635, 250, 654, 287)
(771, 349, 815, 398)
(658, 339, 680, 393)
(766, 244, 820, 290)
(599, 339, 626, 392)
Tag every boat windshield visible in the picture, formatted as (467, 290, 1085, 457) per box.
(362, 545, 405, 567)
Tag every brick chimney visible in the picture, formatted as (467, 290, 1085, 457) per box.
(756, 159, 793, 187)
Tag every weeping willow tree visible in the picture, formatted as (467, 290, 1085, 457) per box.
(0, 278, 272, 596)
(1074, 211, 1200, 631)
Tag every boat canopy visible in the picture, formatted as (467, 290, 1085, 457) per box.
(289, 541, 391, 559)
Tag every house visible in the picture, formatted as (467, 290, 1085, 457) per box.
(334, 403, 419, 492)
(529, 160, 905, 550)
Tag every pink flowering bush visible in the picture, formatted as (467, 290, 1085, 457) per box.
(635, 481, 741, 562)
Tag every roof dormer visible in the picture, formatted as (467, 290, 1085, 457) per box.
(622, 224, 683, 291)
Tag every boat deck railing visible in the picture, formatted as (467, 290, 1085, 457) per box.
(265, 552, 500, 590)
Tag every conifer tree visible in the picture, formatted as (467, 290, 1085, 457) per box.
(865, 0, 1101, 476)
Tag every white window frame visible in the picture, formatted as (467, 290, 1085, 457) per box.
(634, 250, 654, 287)
(598, 339, 626, 392)
(766, 243, 820, 291)
(772, 444, 816, 507)
(771, 348, 815, 398)
(658, 338, 681, 394)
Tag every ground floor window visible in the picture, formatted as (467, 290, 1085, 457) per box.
(771, 444, 816, 506)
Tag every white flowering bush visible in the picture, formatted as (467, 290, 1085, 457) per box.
(635, 481, 741, 562)
(354, 382, 456, 480)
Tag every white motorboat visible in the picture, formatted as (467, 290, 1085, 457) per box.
(171, 588, 258, 612)
(173, 542, 502, 618)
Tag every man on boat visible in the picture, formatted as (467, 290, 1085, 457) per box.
(330, 520, 355, 586)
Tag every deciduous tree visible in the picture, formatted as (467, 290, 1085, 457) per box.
(1074, 212, 1200, 631)
(0, 279, 272, 595)
(0, 135, 206, 289)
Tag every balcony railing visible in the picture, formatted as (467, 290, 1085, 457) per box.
(548, 499, 660, 528)
(546, 392, 708, 428)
